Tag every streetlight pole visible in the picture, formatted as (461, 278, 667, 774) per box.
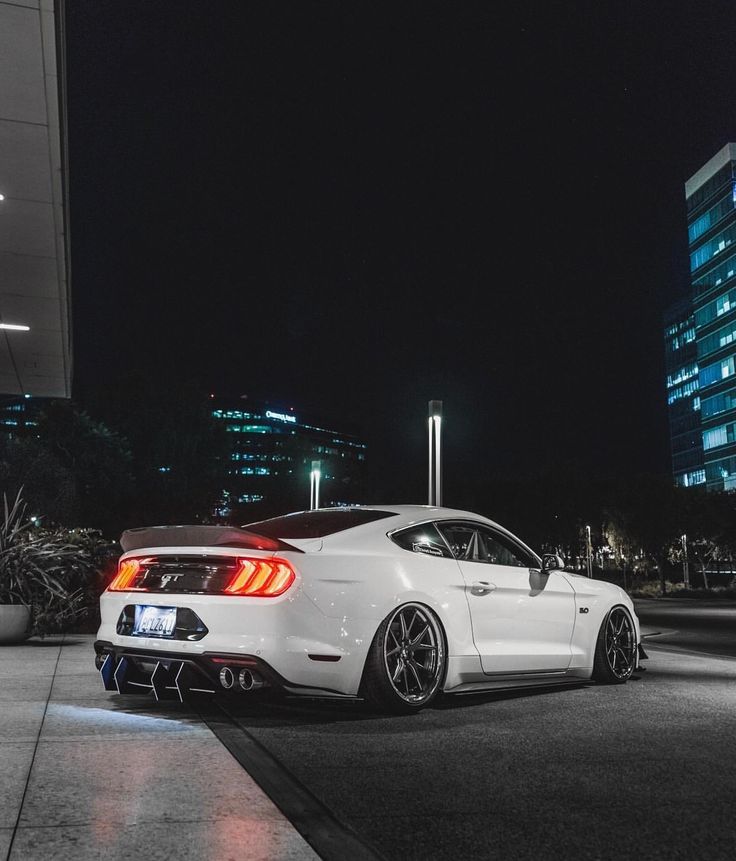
(585, 524, 593, 578)
(309, 460, 321, 510)
(427, 400, 443, 506)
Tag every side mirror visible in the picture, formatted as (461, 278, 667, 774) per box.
(542, 553, 565, 572)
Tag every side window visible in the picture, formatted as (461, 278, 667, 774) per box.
(390, 523, 453, 558)
(479, 527, 536, 568)
(435, 523, 478, 560)
(436, 521, 536, 567)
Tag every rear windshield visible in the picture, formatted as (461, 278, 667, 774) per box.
(243, 509, 396, 538)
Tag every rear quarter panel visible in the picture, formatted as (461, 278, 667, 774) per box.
(298, 538, 477, 660)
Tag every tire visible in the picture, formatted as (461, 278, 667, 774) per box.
(360, 603, 446, 714)
(592, 605, 637, 684)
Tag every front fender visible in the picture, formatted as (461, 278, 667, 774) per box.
(561, 573, 640, 670)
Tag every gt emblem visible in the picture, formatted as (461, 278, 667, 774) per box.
(579, 607, 589, 614)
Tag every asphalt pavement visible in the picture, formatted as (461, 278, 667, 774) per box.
(635, 596, 736, 658)
(218, 600, 736, 861)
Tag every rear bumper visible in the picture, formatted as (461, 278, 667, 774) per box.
(94, 640, 359, 700)
(97, 589, 375, 696)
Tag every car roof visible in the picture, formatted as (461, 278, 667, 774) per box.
(350, 505, 540, 560)
(348, 504, 503, 528)
(307, 504, 515, 540)
(242, 504, 537, 554)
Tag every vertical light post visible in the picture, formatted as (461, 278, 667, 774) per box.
(427, 400, 443, 506)
(585, 524, 593, 578)
(309, 460, 321, 510)
(681, 533, 690, 589)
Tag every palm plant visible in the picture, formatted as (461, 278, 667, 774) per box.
(0, 489, 88, 635)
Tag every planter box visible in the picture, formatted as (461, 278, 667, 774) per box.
(0, 604, 31, 644)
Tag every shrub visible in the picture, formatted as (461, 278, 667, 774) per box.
(0, 490, 117, 636)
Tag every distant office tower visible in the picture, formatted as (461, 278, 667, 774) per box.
(210, 396, 368, 519)
(664, 297, 702, 486)
(666, 143, 736, 490)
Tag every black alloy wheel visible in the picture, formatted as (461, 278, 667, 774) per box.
(361, 603, 446, 714)
(592, 606, 637, 684)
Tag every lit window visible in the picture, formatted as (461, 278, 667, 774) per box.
(700, 355, 735, 388)
(667, 363, 698, 388)
(703, 423, 736, 451)
(237, 493, 264, 504)
(681, 469, 706, 487)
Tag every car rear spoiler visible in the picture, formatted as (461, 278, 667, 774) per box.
(119, 525, 302, 554)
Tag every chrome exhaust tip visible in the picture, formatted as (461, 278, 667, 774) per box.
(219, 667, 236, 690)
(238, 668, 265, 691)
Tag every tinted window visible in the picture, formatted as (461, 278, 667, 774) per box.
(243, 509, 396, 538)
(437, 522, 536, 567)
(436, 523, 476, 560)
(390, 523, 453, 558)
(478, 528, 535, 567)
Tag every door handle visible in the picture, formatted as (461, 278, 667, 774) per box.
(471, 581, 497, 595)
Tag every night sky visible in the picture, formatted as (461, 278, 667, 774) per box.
(65, 1, 736, 503)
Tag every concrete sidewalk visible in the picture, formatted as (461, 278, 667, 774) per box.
(0, 635, 319, 861)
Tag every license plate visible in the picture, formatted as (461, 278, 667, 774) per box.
(132, 605, 177, 638)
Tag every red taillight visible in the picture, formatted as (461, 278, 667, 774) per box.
(224, 557, 296, 597)
(108, 558, 143, 591)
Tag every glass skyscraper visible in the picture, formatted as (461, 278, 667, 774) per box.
(665, 143, 736, 491)
(664, 297, 702, 487)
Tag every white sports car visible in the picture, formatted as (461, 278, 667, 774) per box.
(95, 505, 644, 713)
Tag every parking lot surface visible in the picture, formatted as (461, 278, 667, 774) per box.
(223, 642, 736, 860)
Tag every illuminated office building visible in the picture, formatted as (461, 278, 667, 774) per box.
(210, 396, 367, 519)
(664, 298, 703, 487)
(666, 143, 736, 490)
